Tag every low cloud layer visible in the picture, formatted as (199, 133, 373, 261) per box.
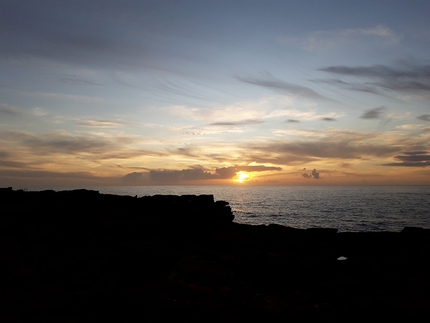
(146, 165, 282, 183)
(121, 172, 150, 183)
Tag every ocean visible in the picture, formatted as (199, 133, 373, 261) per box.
(30, 185, 430, 232)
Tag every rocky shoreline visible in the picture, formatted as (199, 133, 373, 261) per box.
(1, 188, 429, 322)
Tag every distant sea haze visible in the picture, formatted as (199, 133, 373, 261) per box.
(31, 185, 430, 232)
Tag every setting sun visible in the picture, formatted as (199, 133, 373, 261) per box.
(234, 171, 251, 183)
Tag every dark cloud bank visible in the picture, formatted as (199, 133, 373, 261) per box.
(383, 151, 430, 167)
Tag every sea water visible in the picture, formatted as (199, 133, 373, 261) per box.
(30, 185, 430, 232)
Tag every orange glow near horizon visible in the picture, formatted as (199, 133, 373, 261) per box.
(234, 171, 251, 183)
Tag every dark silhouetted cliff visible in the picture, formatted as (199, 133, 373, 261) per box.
(1, 188, 429, 322)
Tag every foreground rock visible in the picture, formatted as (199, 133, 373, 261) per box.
(1, 188, 429, 322)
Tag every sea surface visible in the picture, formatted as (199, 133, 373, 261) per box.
(31, 185, 430, 232)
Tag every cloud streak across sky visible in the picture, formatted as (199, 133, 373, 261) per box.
(236, 73, 332, 101)
(1, 0, 430, 187)
(318, 61, 430, 99)
(279, 25, 403, 51)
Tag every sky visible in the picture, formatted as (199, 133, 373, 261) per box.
(1, 0, 430, 187)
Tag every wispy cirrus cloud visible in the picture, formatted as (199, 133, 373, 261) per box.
(2, 105, 54, 119)
(169, 99, 270, 123)
(0, 130, 156, 162)
(244, 129, 401, 165)
(266, 109, 343, 121)
(208, 119, 263, 127)
(170, 97, 343, 129)
(418, 114, 430, 122)
(26, 91, 109, 105)
(175, 119, 263, 136)
(0, 149, 29, 169)
(318, 59, 430, 99)
(279, 25, 402, 51)
(360, 106, 386, 119)
(310, 78, 383, 96)
(77, 119, 127, 128)
(250, 140, 398, 161)
(181, 118, 264, 135)
(60, 76, 103, 86)
(0, 3, 168, 73)
(31, 107, 49, 117)
(172, 107, 344, 136)
(321, 117, 336, 122)
(0, 103, 21, 116)
(319, 62, 430, 82)
(236, 72, 333, 101)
